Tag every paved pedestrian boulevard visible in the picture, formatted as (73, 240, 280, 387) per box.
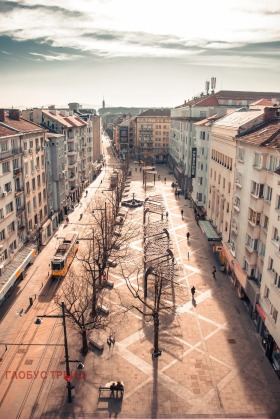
(42, 165, 280, 419)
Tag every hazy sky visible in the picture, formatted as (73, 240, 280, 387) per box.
(1, 0, 280, 109)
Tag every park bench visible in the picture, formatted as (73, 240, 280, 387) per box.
(89, 335, 104, 351)
(99, 386, 111, 396)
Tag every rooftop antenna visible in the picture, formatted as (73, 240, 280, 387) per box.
(211, 77, 216, 94)
(205, 81, 210, 95)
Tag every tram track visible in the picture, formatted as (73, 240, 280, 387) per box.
(0, 279, 61, 410)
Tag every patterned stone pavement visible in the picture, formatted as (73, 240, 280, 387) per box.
(40, 163, 280, 419)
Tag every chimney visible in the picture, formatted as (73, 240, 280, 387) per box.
(264, 106, 280, 121)
(0, 109, 5, 122)
(9, 109, 20, 120)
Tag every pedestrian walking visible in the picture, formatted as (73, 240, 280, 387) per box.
(212, 266, 217, 279)
(135, 167, 137, 172)
(158, 175, 160, 180)
(66, 216, 69, 224)
(164, 177, 166, 184)
(186, 232, 190, 240)
(166, 211, 169, 218)
(191, 286, 196, 298)
(140, 167, 142, 172)
(187, 250, 190, 260)
(181, 209, 184, 219)
(79, 213, 83, 220)
(175, 188, 177, 198)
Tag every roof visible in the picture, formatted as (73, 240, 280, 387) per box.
(215, 90, 280, 101)
(194, 114, 219, 127)
(238, 120, 280, 148)
(3, 114, 43, 133)
(176, 90, 280, 109)
(250, 99, 273, 106)
(43, 110, 87, 128)
(138, 108, 171, 117)
(214, 110, 263, 129)
(0, 124, 19, 137)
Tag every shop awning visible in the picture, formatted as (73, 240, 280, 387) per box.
(199, 220, 221, 242)
(256, 303, 266, 321)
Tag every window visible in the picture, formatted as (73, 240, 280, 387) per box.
(31, 160, 34, 172)
(234, 196, 241, 209)
(248, 208, 261, 225)
(268, 257, 274, 273)
(27, 201, 31, 214)
(6, 202, 13, 214)
(200, 131, 206, 140)
(251, 181, 264, 198)
(4, 182, 11, 192)
(268, 156, 279, 171)
(270, 305, 278, 323)
(37, 175, 41, 188)
(32, 178, 36, 190)
(246, 234, 258, 251)
(0, 229, 5, 241)
(7, 221, 15, 233)
(24, 161, 28, 176)
(259, 242, 266, 259)
(272, 227, 279, 243)
(276, 195, 280, 210)
(235, 172, 242, 186)
(28, 220, 32, 230)
(253, 153, 262, 168)
(264, 285, 270, 302)
(237, 147, 244, 161)
(196, 193, 202, 201)
(218, 174, 221, 185)
(266, 186, 273, 201)
(1, 141, 8, 152)
(198, 177, 203, 185)
(228, 182, 231, 194)
(223, 178, 225, 189)
(2, 161, 10, 173)
(274, 271, 280, 289)
(262, 215, 268, 230)
(33, 197, 37, 210)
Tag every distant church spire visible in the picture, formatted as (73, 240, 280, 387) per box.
(102, 96, 105, 109)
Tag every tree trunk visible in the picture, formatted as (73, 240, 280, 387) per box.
(81, 329, 88, 356)
(153, 312, 159, 353)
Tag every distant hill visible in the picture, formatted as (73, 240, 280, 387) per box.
(98, 107, 150, 116)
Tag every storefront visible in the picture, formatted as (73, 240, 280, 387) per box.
(221, 244, 248, 300)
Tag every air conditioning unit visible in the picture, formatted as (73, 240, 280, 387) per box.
(3, 191, 7, 197)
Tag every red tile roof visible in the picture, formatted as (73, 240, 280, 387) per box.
(239, 120, 280, 148)
(250, 99, 273, 106)
(138, 109, 171, 117)
(0, 125, 18, 136)
(3, 114, 43, 133)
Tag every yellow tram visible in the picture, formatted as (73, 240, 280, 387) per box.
(51, 232, 79, 278)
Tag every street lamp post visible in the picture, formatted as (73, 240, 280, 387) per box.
(37, 301, 84, 403)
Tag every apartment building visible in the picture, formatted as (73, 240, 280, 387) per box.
(192, 115, 220, 215)
(23, 107, 89, 204)
(226, 107, 280, 365)
(45, 133, 68, 233)
(0, 109, 45, 302)
(114, 115, 136, 161)
(169, 91, 280, 201)
(135, 109, 170, 164)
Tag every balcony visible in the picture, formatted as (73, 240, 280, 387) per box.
(68, 160, 76, 168)
(16, 205, 25, 215)
(15, 187, 24, 196)
(12, 147, 22, 155)
(68, 148, 76, 155)
(13, 168, 22, 177)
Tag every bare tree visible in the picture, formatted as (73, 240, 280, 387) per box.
(119, 256, 180, 358)
(79, 196, 139, 316)
(55, 269, 109, 355)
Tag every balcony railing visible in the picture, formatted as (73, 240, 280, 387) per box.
(13, 168, 22, 177)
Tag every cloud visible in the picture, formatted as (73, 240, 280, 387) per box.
(29, 51, 82, 61)
(1, 1, 84, 18)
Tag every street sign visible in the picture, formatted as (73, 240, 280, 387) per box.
(64, 375, 72, 381)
